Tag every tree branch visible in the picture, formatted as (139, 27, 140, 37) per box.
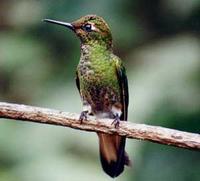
(0, 102, 199, 150)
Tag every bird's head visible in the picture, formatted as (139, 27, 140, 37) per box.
(43, 15, 112, 48)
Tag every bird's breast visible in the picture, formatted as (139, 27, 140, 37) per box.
(77, 59, 121, 113)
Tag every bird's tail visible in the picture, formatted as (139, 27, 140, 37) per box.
(98, 133, 131, 178)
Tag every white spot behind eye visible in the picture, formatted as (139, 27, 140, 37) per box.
(91, 24, 96, 31)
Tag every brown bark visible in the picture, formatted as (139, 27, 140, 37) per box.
(0, 102, 199, 150)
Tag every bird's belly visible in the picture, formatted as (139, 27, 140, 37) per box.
(90, 86, 116, 111)
(81, 78, 120, 114)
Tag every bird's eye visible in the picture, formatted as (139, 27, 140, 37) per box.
(83, 24, 92, 32)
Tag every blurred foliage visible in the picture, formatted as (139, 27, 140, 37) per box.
(0, 0, 200, 181)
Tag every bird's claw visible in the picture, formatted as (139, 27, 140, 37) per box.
(111, 115, 120, 128)
(79, 111, 88, 123)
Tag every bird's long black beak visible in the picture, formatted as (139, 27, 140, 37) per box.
(43, 19, 75, 31)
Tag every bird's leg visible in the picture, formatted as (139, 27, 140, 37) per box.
(111, 114, 121, 128)
(79, 110, 88, 123)
(111, 105, 122, 128)
(79, 101, 92, 123)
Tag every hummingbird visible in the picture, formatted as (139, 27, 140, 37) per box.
(43, 15, 130, 178)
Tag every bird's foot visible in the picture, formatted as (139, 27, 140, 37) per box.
(111, 114, 120, 128)
(79, 111, 88, 123)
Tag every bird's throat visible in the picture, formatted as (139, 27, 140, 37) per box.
(81, 42, 112, 60)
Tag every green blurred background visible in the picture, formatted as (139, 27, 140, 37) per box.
(0, 0, 200, 181)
